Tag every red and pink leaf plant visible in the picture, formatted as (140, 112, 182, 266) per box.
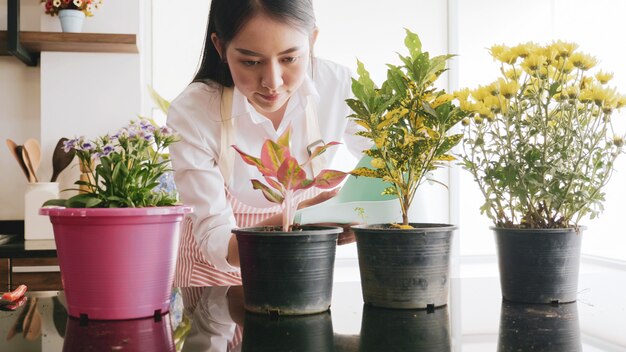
(233, 127, 347, 231)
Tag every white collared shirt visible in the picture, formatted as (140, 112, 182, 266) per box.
(167, 58, 370, 272)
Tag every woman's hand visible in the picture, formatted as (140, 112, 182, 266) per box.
(297, 188, 339, 210)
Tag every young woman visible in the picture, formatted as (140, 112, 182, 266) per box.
(167, 0, 370, 287)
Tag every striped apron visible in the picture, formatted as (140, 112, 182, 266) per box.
(174, 187, 321, 287)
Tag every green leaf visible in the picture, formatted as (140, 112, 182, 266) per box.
(148, 85, 171, 114)
(232, 145, 273, 175)
(277, 127, 291, 148)
(404, 28, 422, 58)
(277, 156, 307, 190)
(305, 141, 341, 165)
(251, 179, 284, 204)
(386, 65, 408, 96)
(313, 169, 348, 189)
(346, 99, 370, 117)
(42, 198, 68, 207)
(261, 139, 290, 175)
(355, 60, 376, 97)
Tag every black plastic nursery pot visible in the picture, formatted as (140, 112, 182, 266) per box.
(493, 227, 583, 304)
(352, 223, 456, 309)
(497, 301, 581, 352)
(233, 225, 342, 315)
(360, 304, 451, 352)
(241, 310, 333, 352)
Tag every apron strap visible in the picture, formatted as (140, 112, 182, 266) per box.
(305, 95, 326, 176)
(218, 87, 235, 186)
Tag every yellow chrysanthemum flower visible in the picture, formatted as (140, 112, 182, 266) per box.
(616, 95, 626, 109)
(504, 69, 521, 81)
(458, 98, 475, 112)
(489, 44, 508, 59)
(474, 115, 484, 124)
(541, 45, 559, 64)
(471, 85, 492, 102)
(564, 86, 580, 99)
(579, 88, 594, 103)
(551, 40, 578, 58)
(487, 82, 500, 96)
(489, 44, 518, 64)
(595, 71, 614, 84)
(461, 118, 470, 126)
(553, 92, 567, 102)
(454, 88, 471, 101)
(498, 79, 519, 99)
(476, 104, 493, 119)
(570, 52, 597, 71)
(590, 85, 618, 106)
(512, 42, 538, 59)
(558, 59, 575, 75)
(521, 54, 547, 72)
(581, 76, 594, 89)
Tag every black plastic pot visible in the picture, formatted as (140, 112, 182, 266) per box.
(493, 227, 583, 303)
(360, 305, 451, 352)
(241, 310, 333, 352)
(352, 223, 455, 309)
(234, 225, 342, 315)
(497, 301, 581, 352)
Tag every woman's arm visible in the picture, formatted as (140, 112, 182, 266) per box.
(168, 87, 240, 273)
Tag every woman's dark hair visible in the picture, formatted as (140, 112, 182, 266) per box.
(193, 0, 316, 87)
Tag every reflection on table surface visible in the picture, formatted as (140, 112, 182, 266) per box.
(0, 270, 625, 351)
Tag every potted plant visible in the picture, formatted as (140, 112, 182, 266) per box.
(232, 126, 348, 315)
(40, 118, 191, 320)
(457, 41, 626, 303)
(346, 29, 468, 309)
(41, 0, 103, 32)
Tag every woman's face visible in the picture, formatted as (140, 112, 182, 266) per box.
(212, 14, 314, 117)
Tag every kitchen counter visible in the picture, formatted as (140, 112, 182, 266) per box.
(0, 220, 56, 259)
(1, 265, 625, 351)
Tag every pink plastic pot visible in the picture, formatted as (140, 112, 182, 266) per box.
(63, 313, 175, 351)
(40, 206, 191, 320)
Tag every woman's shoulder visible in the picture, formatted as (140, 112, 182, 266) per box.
(313, 58, 352, 84)
(171, 80, 222, 107)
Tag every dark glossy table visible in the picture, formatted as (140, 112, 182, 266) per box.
(1, 267, 625, 351)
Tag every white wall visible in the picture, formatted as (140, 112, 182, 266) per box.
(0, 0, 144, 220)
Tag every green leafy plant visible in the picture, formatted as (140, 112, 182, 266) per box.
(44, 118, 179, 208)
(233, 126, 348, 231)
(457, 40, 626, 228)
(346, 29, 468, 228)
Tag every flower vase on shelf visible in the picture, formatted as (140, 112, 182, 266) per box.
(58, 9, 85, 33)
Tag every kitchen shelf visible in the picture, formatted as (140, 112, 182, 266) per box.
(0, 31, 138, 56)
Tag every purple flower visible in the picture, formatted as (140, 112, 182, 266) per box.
(63, 138, 77, 153)
(102, 144, 115, 156)
(81, 142, 95, 151)
(159, 126, 173, 137)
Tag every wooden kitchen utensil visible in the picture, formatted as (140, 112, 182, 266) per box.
(21, 146, 38, 183)
(24, 138, 41, 181)
(6, 139, 30, 181)
(51, 137, 75, 182)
